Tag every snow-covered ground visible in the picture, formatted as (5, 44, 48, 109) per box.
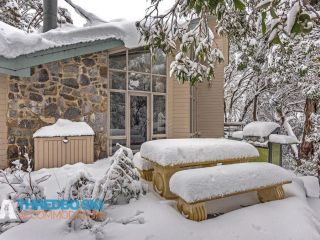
(0, 159, 319, 240)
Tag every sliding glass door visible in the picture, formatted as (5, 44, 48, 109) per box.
(130, 95, 149, 152)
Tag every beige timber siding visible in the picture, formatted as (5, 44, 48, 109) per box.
(195, 18, 227, 138)
(167, 58, 191, 138)
(0, 74, 8, 169)
(34, 136, 94, 170)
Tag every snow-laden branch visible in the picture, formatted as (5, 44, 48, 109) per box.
(64, 0, 106, 26)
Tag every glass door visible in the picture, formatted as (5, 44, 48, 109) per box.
(130, 94, 149, 152)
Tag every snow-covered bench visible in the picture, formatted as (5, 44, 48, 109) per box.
(133, 152, 154, 181)
(169, 162, 293, 221)
(140, 139, 259, 199)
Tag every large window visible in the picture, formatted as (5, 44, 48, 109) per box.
(108, 48, 167, 153)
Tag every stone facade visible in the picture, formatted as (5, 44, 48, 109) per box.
(7, 51, 109, 162)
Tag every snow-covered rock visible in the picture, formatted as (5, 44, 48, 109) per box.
(133, 152, 153, 171)
(0, 19, 141, 59)
(269, 134, 299, 144)
(140, 139, 259, 166)
(33, 119, 94, 138)
(169, 162, 293, 203)
(243, 121, 280, 137)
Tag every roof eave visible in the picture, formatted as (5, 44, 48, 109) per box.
(0, 38, 124, 77)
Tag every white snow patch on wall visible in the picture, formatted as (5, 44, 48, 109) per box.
(243, 121, 280, 137)
(33, 119, 94, 138)
(0, 20, 142, 59)
(140, 138, 259, 166)
(170, 162, 293, 203)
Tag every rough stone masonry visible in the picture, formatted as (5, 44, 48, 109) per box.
(7, 51, 109, 162)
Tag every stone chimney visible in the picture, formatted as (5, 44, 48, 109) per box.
(43, 0, 58, 32)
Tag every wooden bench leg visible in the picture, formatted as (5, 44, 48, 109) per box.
(138, 169, 154, 181)
(153, 166, 177, 199)
(177, 198, 207, 221)
(257, 185, 285, 203)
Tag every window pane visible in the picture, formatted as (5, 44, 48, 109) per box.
(128, 48, 151, 73)
(110, 71, 126, 90)
(152, 76, 166, 93)
(130, 96, 148, 152)
(128, 73, 151, 91)
(153, 95, 166, 134)
(110, 92, 126, 136)
(109, 51, 126, 70)
(152, 49, 166, 75)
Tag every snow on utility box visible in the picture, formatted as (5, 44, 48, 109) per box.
(33, 119, 95, 170)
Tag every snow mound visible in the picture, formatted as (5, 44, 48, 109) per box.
(299, 176, 320, 198)
(33, 119, 94, 138)
(170, 162, 293, 203)
(269, 134, 299, 144)
(133, 152, 153, 171)
(243, 121, 280, 137)
(140, 138, 259, 166)
(0, 20, 141, 59)
(231, 131, 243, 139)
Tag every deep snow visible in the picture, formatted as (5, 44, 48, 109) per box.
(169, 162, 293, 203)
(33, 119, 94, 138)
(140, 138, 259, 166)
(0, 159, 319, 240)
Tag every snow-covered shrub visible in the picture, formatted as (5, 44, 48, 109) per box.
(93, 144, 144, 205)
(60, 170, 95, 200)
(0, 149, 49, 203)
(0, 148, 50, 225)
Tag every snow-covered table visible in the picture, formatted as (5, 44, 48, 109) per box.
(140, 139, 259, 199)
(169, 162, 293, 221)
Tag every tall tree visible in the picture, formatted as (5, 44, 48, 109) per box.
(138, 0, 318, 84)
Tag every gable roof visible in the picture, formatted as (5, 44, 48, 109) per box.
(0, 20, 142, 77)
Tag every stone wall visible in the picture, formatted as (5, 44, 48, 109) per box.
(7, 51, 109, 162)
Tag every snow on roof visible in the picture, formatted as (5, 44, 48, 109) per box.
(0, 19, 142, 59)
(269, 134, 299, 144)
(243, 121, 280, 137)
(140, 138, 259, 166)
(33, 119, 94, 138)
(169, 162, 293, 203)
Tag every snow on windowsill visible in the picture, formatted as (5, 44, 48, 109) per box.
(33, 119, 94, 138)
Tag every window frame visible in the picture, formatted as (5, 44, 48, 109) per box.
(107, 48, 168, 154)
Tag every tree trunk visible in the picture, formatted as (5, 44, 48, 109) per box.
(253, 95, 258, 121)
(299, 97, 319, 161)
